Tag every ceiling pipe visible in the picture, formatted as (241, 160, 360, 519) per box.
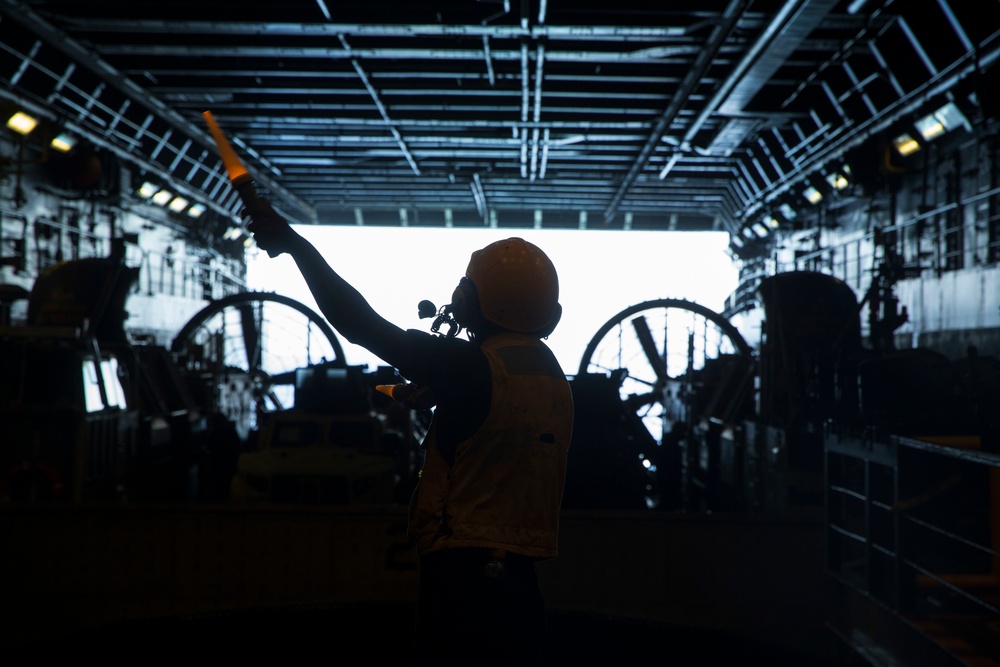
(58, 19, 684, 42)
(338, 34, 420, 176)
(602, 0, 750, 224)
(530, 43, 546, 181)
(482, 35, 496, 87)
(519, 41, 530, 179)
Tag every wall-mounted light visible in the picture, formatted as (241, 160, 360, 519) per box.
(825, 165, 851, 191)
(6, 111, 38, 136)
(914, 101, 969, 142)
(892, 132, 920, 156)
(804, 185, 823, 204)
(138, 181, 158, 198)
(915, 114, 945, 141)
(137, 179, 210, 219)
(50, 133, 76, 153)
(151, 189, 172, 206)
(778, 202, 797, 222)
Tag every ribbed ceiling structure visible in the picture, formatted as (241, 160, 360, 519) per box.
(0, 0, 996, 233)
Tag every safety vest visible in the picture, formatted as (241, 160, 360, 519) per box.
(408, 332, 573, 558)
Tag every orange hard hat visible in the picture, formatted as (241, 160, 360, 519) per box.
(465, 237, 560, 333)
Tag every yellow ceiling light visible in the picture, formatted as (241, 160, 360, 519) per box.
(826, 165, 851, 191)
(187, 203, 206, 218)
(152, 189, 172, 206)
(6, 111, 38, 135)
(50, 133, 76, 153)
(892, 132, 920, 156)
(915, 101, 969, 142)
(826, 173, 848, 190)
(138, 181, 159, 198)
(804, 185, 823, 204)
(168, 196, 189, 212)
(915, 114, 945, 141)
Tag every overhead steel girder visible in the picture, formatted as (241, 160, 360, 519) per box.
(0, 0, 316, 223)
(604, 0, 840, 226)
(733, 16, 1000, 222)
(55, 19, 700, 41)
(93, 43, 711, 65)
(602, 0, 750, 225)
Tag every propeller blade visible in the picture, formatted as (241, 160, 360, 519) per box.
(237, 302, 261, 371)
(271, 370, 298, 385)
(266, 390, 285, 411)
(624, 391, 659, 410)
(631, 315, 667, 383)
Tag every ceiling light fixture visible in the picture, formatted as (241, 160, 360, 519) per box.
(168, 196, 189, 213)
(914, 102, 969, 142)
(915, 114, 945, 141)
(804, 185, 823, 204)
(892, 132, 920, 156)
(50, 133, 76, 153)
(826, 165, 851, 191)
(152, 189, 172, 206)
(6, 111, 38, 135)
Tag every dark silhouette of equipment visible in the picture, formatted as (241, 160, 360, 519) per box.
(564, 272, 999, 514)
(568, 298, 754, 510)
(1, 245, 164, 502)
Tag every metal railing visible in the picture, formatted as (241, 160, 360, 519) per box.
(826, 430, 1000, 621)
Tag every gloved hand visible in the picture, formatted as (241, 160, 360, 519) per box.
(242, 197, 295, 257)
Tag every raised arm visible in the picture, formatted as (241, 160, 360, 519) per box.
(248, 214, 412, 369)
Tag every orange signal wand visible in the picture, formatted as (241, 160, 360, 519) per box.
(375, 384, 403, 400)
(202, 110, 249, 183)
(202, 110, 280, 257)
(375, 383, 436, 409)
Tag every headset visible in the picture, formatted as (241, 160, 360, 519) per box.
(418, 299, 462, 339)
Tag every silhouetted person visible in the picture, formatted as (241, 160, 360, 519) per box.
(248, 214, 573, 666)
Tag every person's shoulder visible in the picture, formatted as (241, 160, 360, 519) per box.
(401, 329, 483, 385)
(405, 328, 477, 353)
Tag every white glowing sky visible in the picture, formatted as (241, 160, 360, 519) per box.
(246, 226, 738, 376)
